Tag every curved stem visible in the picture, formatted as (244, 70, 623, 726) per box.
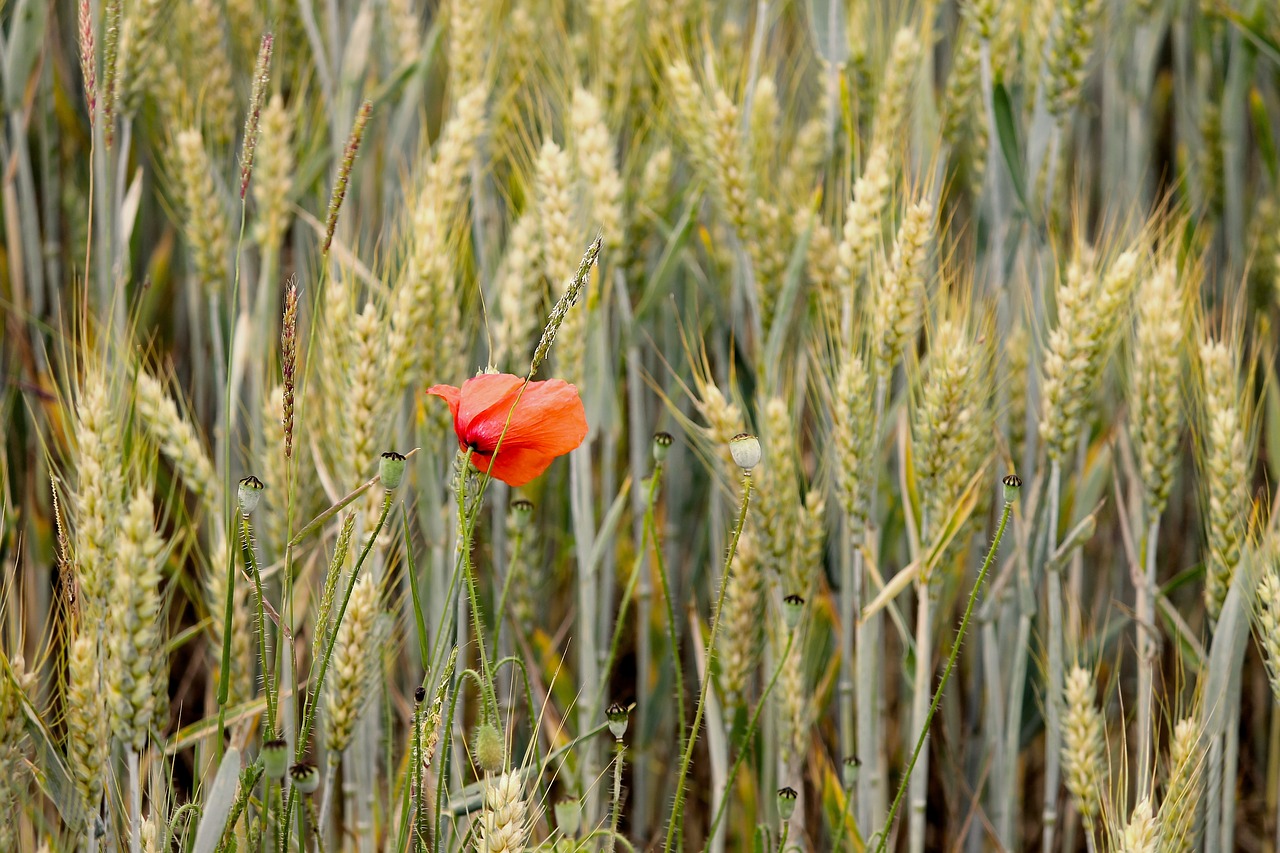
(665, 472, 754, 853)
(296, 490, 392, 756)
(703, 629, 796, 850)
(872, 497, 1013, 853)
(457, 448, 498, 721)
(240, 513, 277, 732)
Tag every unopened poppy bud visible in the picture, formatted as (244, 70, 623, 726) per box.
(606, 702, 630, 740)
(782, 594, 805, 630)
(730, 433, 761, 471)
(1001, 473, 1022, 503)
(473, 722, 504, 773)
(380, 451, 407, 490)
(554, 797, 582, 836)
(776, 786, 798, 820)
(842, 755, 861, 789)
(237, 476, 264, 516)
(290, 762, 320, 794)
(261, 738, 288, 779)
(652, 431, 674, 463)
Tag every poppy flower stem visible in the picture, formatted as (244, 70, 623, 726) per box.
(665, 471, 755, 853)
(871, 494, 1013, 853)
(296, 489, 393, 759)
(457, 447, 499, 721)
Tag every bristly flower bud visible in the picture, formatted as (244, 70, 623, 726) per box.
(606, 702, 630, 740)
(782, 594, 805, 630)
(290, 762, 320, 794)
(730, 433, 761, 471)
(237, 476, 264, 516)
(652, 431, 674, 463)
(473, 722, 504, 773)
(554, 797, 582, 836)
(776, 786, 798, 820)
(261, 738, 288, 779)
(842, 755, 861, 789)
(1002, 473, 1022, 503)
(380, 451, 407, 490)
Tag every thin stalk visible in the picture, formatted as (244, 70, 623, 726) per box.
(705, 628, 796, 850)
(839, 517, 856, 776)
(872, 494, 1014, 853)
(907, 583, 934, 853)
(1043, 461, 1063, 853)
(858, 375, 889, 830)
(1135, 514, 1161, 801)
(240, 513, 277, 732)
(664, 471, 754, 852)
(215, 532, 237, 765)
(128, 748, 141, 853)
(648, 466, 688, 800)
(572, 447, 600, 821)
(597, 464, 664, 710)
(621, 275, 652, 835)
(318, 753, 338, 833)
(457, 447, 497, 720)
(296, 490, 393, 755)
(606, 739, 626, 853)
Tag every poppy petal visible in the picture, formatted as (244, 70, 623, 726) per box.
(425, 384, 463, 421)
(427, 373, 588, 486)
(456, 374, 525, 435)
(470, 444, 562, 487)
(488, 379, 588, 455)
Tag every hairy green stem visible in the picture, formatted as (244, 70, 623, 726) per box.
(873, 495, 1014, 853)
(704, 629, 796, 850)
(665, 471, 754, 852)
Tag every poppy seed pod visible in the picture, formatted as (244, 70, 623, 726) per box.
(261, 738, 288, 780)
(776, 786, 798, 820)
(237, 476, 264, 516)
(730, 433, 761, 471)
(782, 594, 805, 630)
(652, 431, 674, 463)
(554, 797, 582, 836)
(842, 755, 861, 790)
(290, 762, 320, 794)
(380, 451, 407, 490)
(510, 499, 535, 530)
(606, 702, 630, 740)
(1002, 473, 1022, 503)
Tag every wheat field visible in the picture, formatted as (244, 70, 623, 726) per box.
(1, 0, 1280, 850)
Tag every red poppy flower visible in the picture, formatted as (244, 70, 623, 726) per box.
(426, 373, 588, 487)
